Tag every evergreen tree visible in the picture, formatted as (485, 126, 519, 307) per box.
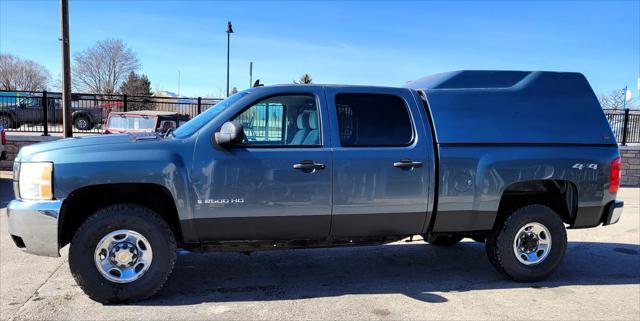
(294, 73, 313, 84)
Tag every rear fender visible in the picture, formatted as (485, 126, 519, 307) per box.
(430, 145, 619, 232)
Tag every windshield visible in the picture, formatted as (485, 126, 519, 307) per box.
(108, 115, 156, 130)
(173, 92, 248, 138)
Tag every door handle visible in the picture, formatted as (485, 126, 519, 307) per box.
(393, 158, 423, 169)
(293, 160, 325, 172)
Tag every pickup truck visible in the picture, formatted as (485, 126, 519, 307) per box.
(6, 70, 624, 303)
(0, 95, 106, 131)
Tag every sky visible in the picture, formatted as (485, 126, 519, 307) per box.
(1, 0, 639, 99)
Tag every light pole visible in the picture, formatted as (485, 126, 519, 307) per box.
(622, 86, 628, 109)
(226, 21, 234, 97)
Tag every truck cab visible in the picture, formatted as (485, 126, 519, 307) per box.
(182, 85, 435, 241)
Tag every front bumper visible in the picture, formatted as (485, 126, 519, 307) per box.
(6, 199, 63, 257)
(603, 200, 624, 226)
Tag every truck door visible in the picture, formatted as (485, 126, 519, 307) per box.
(326, 87, 434, 237)
(192, 90, 333, 241)
(18, 97, 43, 124)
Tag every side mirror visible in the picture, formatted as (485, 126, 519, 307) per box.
(214, 121, 245, 147)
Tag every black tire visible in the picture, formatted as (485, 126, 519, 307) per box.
(428, 235, 464, 246)
(0, 114, 14, 129)
(74, 115, 93, 130)
(69, 204, 177, 303)
(485, 204, 567, 282)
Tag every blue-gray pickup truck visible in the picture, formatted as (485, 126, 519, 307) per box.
(7, 70, 624, 303)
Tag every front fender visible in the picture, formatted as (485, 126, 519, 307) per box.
(54, 149, 192, 215)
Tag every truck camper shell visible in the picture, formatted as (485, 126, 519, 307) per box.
(407, 70, 616, 146)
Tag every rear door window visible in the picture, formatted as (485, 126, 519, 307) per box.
(335, 93, 413, 147)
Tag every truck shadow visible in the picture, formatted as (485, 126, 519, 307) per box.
(0, 177, 13, 208)
(137, 240, 639, 306)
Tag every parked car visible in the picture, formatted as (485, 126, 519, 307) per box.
(7, 70, 624, 303)
(0, 126, 6, 161)
(0, 95, 107, 130)
(104, 111, 190, 134)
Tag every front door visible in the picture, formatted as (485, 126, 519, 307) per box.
(326, 88, 433, 237)
(193, 92, 333, 241)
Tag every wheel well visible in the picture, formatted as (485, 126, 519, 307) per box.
(58, 183, 184, 248)
(495, 180, 577, 227)
(72, 112, 92, 122)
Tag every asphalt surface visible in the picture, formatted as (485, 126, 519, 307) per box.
(0, 172, 638, 320)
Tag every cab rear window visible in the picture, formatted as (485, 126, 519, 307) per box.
(335, 93, 413, 147)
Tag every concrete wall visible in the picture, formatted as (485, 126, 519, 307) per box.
(2, 134, 640, 187)
(620, 146, 640, 187)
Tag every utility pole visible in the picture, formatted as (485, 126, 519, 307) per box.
(60, 0, 72, 137)
(249, 62, 253, 88)
(623, 86, 628, 109)
(226, 21, 234, 97)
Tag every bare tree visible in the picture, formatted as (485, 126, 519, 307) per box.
(294, 73, 313, 84)
(0, 54, 51, 91)
(598, 90, 633, 109)
(73, 39, 140, 94)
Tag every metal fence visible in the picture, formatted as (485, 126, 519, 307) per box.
(0, 90, 222, 134)
(604, 109, 640, 145)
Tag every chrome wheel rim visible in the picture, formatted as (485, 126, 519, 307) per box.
(76, 118, 88, 130)
(94, 229, 153, 283)
(513, 222, 552, 265)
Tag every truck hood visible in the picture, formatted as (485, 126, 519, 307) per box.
(16, 133, 163, 162)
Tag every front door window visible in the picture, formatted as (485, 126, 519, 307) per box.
(233, 95, 320, 146)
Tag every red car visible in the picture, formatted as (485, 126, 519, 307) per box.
(104, 111, 190, 134)
(0, 126, 6, 160)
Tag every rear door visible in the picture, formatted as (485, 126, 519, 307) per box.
(326, 87, 434, 237)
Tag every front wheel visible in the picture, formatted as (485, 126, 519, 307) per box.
(0, 114, 14, 129)
(69, 204, 177, 303)
(485, 204, 567, 282)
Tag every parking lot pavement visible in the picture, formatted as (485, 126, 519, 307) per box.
(1, 172, 638, 320)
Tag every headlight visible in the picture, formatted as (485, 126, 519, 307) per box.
(18, 162, 53, 200)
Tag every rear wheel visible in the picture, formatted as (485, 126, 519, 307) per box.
(485, 204, 567, 282)
(69, 204, 176, 303)
(74, 115, 93, 130)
